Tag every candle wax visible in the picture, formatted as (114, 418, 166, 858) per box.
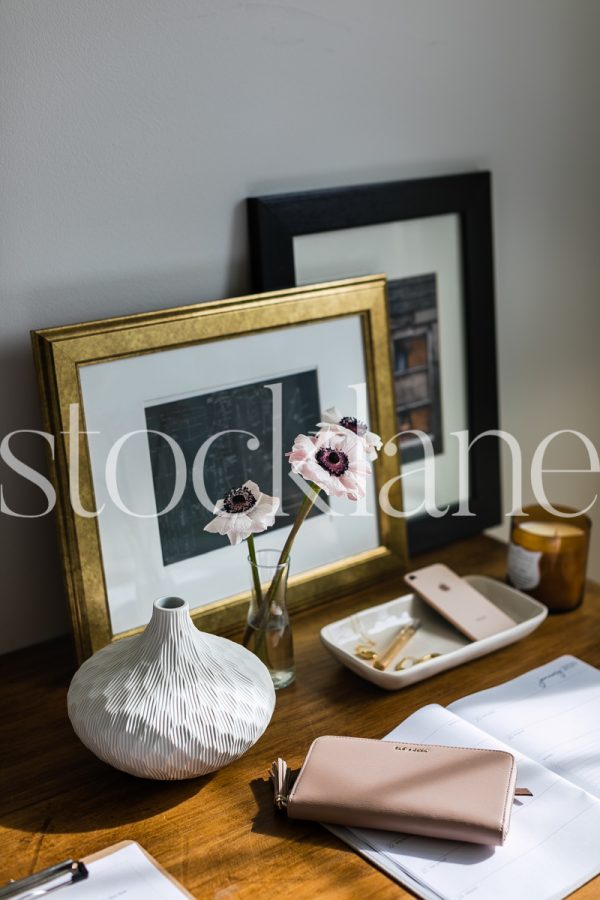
(518, 521, 584, 539)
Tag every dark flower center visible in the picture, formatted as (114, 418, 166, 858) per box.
(316, 446, 349, 477)
(222, 485, 257, 513)
(339, 415, 367, 437)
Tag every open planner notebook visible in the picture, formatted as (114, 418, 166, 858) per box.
(329, 655, 600, 900)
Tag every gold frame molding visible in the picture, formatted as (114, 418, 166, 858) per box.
(32, 276, 407, 662)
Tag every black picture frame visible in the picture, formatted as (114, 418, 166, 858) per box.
(247, 171, 501, 555)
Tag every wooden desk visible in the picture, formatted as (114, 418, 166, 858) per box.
(1, 535, 599, 899)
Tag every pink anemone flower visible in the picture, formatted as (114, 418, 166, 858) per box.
(287, 429, 371, 501)
(318, 406, 383, 462)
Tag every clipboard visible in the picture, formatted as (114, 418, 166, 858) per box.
(84, 841, 194, 898)
(0, 840, 194, 899)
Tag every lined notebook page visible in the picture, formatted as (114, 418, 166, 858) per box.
(450, 655, 600, 798)
(346, 703, 600, 900)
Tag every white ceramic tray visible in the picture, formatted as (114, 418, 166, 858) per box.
(320, 575, 547, 690)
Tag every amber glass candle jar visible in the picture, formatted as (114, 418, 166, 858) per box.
(507, 504, 591, 612)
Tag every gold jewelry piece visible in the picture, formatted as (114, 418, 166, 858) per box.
(372, 621, 421, 671)
(354, 644, 377, 660)
(352, 614, 378, 659)
(395, 652, 442, 671)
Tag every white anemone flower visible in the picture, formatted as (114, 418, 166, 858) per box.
(204, 480, 279, 546)
(318, 406, 383, 462)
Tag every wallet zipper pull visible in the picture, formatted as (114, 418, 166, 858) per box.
(270, 758, 294, 811)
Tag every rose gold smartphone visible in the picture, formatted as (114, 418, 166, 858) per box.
(404, 563, 515, 641)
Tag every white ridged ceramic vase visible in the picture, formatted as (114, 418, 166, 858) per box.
(67, 597, 276, 779)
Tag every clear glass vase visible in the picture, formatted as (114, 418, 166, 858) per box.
(247, 548, 295, 690)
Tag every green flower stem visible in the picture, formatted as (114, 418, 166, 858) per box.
(247, 534, 263, 606)
(242, 482, 321, 649)
(273, 481, 321, 573)
(244, 533, 269, 659)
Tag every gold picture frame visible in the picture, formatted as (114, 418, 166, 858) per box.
(32, 276, 407, 661)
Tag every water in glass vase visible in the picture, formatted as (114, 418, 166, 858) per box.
(247, 548, 295, 689)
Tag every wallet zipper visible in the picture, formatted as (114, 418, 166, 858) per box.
(270, 758, 294, 811)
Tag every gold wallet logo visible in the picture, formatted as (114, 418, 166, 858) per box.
(394, 745, 428, 752)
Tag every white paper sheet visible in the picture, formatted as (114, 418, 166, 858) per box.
(340, 701, 600, 900)
(15, 843, 189, 900)
(450, 655, 600, 799)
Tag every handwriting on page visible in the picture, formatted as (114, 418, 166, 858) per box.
(539, 659, 577, 689)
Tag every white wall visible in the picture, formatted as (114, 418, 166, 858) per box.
(1, 0, 599, 654)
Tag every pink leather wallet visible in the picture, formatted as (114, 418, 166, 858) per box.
(272, 736, 528, 845)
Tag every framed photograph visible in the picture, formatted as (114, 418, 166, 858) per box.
(32, 276, 407, 660)
(248, 171, 501, 554)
